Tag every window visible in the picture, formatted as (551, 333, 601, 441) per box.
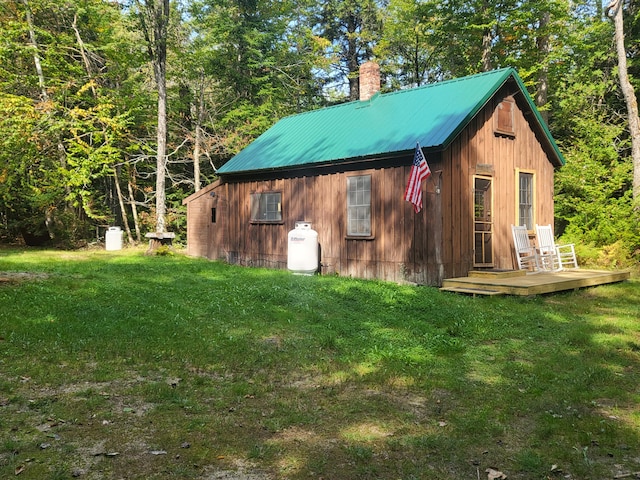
(250, 192, 282, 222)
(347, 175, 371, 236)
(518, 171, 534, 230)
(211, 207, 217, 224)
(494, 97, 515, 136)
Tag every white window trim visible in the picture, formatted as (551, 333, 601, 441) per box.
(346, 174, 373, 238)
(515, 168, 536, 231)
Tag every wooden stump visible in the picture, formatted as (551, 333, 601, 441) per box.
(145, 232, 176, 254)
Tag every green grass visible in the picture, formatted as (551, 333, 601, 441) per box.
(1, 247, 639, 479)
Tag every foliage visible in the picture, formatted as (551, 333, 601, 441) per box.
(0, 94, 44, 237)
(187, 0, 325, 157)
(0, 0, 149, 244)
(0, 249, 639, 479)
(551, 10, 640, 263)
(0, 0, 639, 260)
(376, 0, 451, 88)
(315, 0, 383, 100)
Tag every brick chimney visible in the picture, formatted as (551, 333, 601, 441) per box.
(359, 61, 380, 101)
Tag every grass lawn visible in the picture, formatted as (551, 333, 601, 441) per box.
(0, 247, 639, 480)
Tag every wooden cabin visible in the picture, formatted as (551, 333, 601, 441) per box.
(183, 64, 565, 286)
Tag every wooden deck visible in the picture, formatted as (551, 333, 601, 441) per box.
(440, 269, 631, 296)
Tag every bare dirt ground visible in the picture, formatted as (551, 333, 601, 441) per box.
(0, 271, 49, 283)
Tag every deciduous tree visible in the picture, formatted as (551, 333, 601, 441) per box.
(136, 0, 171, 233)
(606, 0, 640, 206)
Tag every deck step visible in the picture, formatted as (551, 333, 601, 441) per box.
(440, 286, 504, 296)
(468, 269, 525, 279)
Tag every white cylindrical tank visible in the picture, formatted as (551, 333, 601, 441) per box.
(105, 226, 123, 251)
(287, 222, 318, 275)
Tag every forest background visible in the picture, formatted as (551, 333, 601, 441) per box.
(1, 0, 639, 266)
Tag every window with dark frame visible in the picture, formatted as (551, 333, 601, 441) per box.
(250, 192, 282, 222)
(347, 175, 371, 237)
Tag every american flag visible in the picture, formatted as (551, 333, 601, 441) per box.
(404, 143, 431, 213)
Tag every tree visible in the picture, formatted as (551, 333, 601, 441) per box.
(433, 0, 514, 76)
(0, 93, 50, 242)
(316, 0, 383, 100)
(137, 0, 170, 233)
(186, 0, 325, 167)
(0, 0, 638, 261)
(606, 0, 640, 206)
(550, 2, 639, 262)
(377, 0, 451, 88)
(0, 0, 156, 244)
(1, 0, 112, 241)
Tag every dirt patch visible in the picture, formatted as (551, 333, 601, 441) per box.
(202, 469, 273, 479)
(202, 461, 273, 480)
(0, 271, 49, 283)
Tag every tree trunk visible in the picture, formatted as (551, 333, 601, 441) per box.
(607, 0, 640, 204)
(22, 0, 48, 102)
(347, 13, 360, 101)
(127, 175, 142, 242)
(481, 29, 492, 72)
(193, 126, 202, 193)
(480, 0, 493, 72)
(23, 0, 68, 240)
(72, 13, 97, 97)
(192, 71, 205, 192)
(535, 11, 550, 125)
(154, 0, 169, 233)
(155, 57, 168, 233)
(140, 0, 170, 233)
(113, 167, 134, 245)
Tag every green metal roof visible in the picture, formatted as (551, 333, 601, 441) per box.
(217, 68, 565, 174)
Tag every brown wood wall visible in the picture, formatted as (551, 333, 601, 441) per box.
(184, 87, 558, 286)
(220, 165, 441, 284)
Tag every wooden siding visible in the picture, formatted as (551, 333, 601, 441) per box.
(184, 182, 216, 258)
(443, 84, 556, 274)
(184, 87, 557, 286)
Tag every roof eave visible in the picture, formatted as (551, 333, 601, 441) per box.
(218, 150, 417, 178)
(182, 179, 221, 205)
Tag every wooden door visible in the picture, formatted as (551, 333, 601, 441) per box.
(474, 176, 493, 267)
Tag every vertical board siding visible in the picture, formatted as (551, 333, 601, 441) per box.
(184, 89, 558, 285)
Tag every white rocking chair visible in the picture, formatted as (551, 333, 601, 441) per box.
(511, 225, 540, 272)
(535, 224, 579, 271)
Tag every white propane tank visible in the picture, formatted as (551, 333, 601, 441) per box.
(287, 222, 318, 275)
(105, 226, 123, 251)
